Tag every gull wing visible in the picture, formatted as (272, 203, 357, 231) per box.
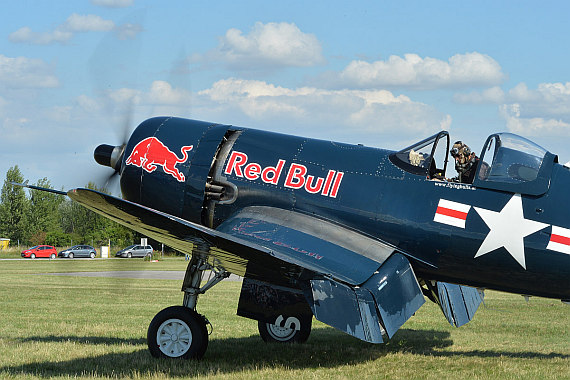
(69, 188, 428, 343)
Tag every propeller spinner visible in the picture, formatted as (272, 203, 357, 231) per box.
(94, 143, 126, 171)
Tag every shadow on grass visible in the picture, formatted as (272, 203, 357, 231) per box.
(15, 335, 146, 346)
(1, 328, 568, 378)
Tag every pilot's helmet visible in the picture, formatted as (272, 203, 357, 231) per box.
(450, 141, 471, 161)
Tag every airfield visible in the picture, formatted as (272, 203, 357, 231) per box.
(0, 258, 568, 379)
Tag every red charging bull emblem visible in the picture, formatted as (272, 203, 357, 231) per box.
(125, 137, 193, 182)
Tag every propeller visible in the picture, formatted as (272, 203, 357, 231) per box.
(93, 99, 134, 192)
(87, 9, 144, 194)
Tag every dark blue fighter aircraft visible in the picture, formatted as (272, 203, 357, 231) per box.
(20, 117, 570, 359)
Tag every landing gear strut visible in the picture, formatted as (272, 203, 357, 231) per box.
(147, 254, 229, 359)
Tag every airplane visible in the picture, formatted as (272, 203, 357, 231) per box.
(17, 116, 570, 359)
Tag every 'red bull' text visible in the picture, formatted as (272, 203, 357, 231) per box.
(224, 151, 344, 198)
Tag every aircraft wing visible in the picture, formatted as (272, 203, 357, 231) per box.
(68, 188, 428, 343)
(68, 188, 306, 283)
(68, 188, 431, 284)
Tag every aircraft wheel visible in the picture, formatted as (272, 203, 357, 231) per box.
(258, 316, 311, 343)
(147, 306, 208, 359)
(30, 253, 36, 259)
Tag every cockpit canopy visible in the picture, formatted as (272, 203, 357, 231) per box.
(389, 131, 450, 179)
(389, 131, 557, 196)
(473, 133, 556, 195)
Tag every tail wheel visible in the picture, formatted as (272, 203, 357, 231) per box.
(258, 316, 311, 343)
(147, 306, 208, 359)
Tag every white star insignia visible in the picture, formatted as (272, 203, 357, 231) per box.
(474, 194, 548, 269)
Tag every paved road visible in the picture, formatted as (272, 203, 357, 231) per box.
(37, 270, 242, 281)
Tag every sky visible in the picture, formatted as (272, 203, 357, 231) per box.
(2, 0, 570, 193)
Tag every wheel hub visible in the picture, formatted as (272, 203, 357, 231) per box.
(156, 318, 192, 357)
(267, 323, 296, 341)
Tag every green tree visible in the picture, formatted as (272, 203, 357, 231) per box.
(45, 230, 70, 247)
(28, 178, 65, 244)
(58, 182, 134, 248)
(0, 166, 29, 244)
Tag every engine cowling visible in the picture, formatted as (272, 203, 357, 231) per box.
(95, 117, 231, 224)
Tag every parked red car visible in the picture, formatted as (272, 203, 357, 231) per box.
(21, 245, 57, 259)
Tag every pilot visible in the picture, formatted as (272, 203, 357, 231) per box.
(450, 141, 479, 184)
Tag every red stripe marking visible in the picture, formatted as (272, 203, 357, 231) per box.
(436, 206, 468, 220)
(550, 234, 570, 246)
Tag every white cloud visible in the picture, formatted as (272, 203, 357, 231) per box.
(454, 86, 505, 104)
(73, 82, 193, 120)
(508, 82, 570, 116)
(0, 96, 6, 111)
(9, 27, 72, 45)
(453, 81, 570, 137)
(64, 14, 115, 33)
(90, 0, 134, 8)
(76, 95, 103, 114)
(146, 81, 192, 105)
(194, 22, 325, 70)
(497, 82, 570, 136)
(197, 78, 450, 138)
(9, 13, 140, 45)
(319, 52, 504, 90)
(46, 106, 73, 123)
(0, 55, 59, 89)
(114, 22, 144, 40)
(89, 78, 450, 141)
(500, 104, 570, 136)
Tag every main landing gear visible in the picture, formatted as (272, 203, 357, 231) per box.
(258, 316, 311, 343)
(147, 255, 229, 359)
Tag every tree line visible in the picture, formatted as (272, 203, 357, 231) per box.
(0, 165, 136, 249)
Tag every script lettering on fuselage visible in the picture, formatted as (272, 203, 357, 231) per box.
(224, 151, 344, 198)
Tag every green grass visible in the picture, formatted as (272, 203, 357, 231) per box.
(0, 259, 568, 379)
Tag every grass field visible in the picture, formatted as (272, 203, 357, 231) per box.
(0, 259, 568, 379)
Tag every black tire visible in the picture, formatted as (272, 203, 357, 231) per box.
(127, 252, 132, 258)
(147, 306, 208, 359)
(30, 253, 36, 259)
(50, 253, 56, 259)
(90, 252, 95, 259)
(69, 253, 74, 259)
(258, 315, 311, 343)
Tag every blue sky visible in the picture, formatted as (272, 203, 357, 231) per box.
(2, 0, 570, 192)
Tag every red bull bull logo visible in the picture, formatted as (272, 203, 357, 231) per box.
(125, 137, 193, 182)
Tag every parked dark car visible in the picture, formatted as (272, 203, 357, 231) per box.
(21, 245, 57, 259)
(58, 245, 97, 259)
(115, 245, 153, 258)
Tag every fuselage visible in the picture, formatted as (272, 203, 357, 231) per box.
(120, 117, 570, 300)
